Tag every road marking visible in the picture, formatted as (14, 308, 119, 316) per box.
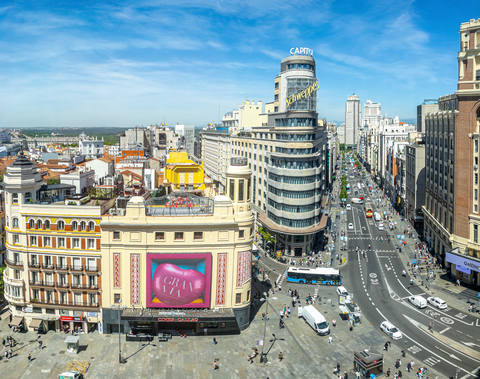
(439, 327, 450, 334)
(477, 319, 480, 327)
(424, 356, 441, 366)
(462, 341, 480, 348)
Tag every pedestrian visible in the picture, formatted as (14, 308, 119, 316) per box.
(332, 319, 336, 327)
(38, 340, 43, 350)
(337, 362, 340, 373)
(8, 348, 12, 358)
(212, 337, 217, 345)
(344, 371, 349, 379)
(406, 362, 411, 372)
(28, 353, 32, 363)
(2, 338, 5, 348)
(395, 359, 399, 369)
(328, 335, 333, 344)
(384, 341, 389, 351)
(355, 371, 360, 379)
(278, 351, 283, 362)
(212, 360, 218, 370)
(6, 336, 10, 347)
(4, 350, 8, 360)
(386, 368, 391, 377)
(204, 328, 208, 336)
(410, 360, 414, 370)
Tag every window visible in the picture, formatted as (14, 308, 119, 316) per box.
(29, 219, 35, 229)
(476, 139, 479, 153)
(475, 189, 478, 201)
(44, 220, 50, 229)
(73, 238, 79, 248)
(36, 220, 42, 229)
(44, 237, 50, 247)
(89, 221, 95, 231)
(58, 257, 66, 269)
(229, 179, 235, 201)
(113, 231, 120, 240)
(74, 293, 82, 305)
(239, 230, 245, 239)
(475, 225, 478, 244)
(72, 221, 78, 231)
(57, 220, 65, 230)
(59, 273, 67, 285)
(238, 179, 244, 201)
(476, 173, 479, 185)
(114, 294, 121, 304)
(155, 232, 164, 241)
(14, 235, 19, 244)
(12, 217, 18, 228)
(45, 273, 53, 286)
(72, 274, 81, 287)
(194, 232, 203, 240)
(175, 232, 184, 240)
(247, 290, 251, 302)
(80, 221, 86, 231)
(30, 254, 38, 265)
(88, 239, 95, 249)
(30, 236, 37, 246)
(235, 293, 242, 304)
(58, 238, 65, 248)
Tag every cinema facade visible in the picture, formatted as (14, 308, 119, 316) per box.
(100, 160, 254, 335)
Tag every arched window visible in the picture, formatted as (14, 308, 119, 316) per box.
(58, 220, 65, 230)
(36, 220, 42, 229)
(44, 220, 50, 229)
(29, 219, 35, 229)
(88, 221, 95, 231)
(12, 217, 18, 228)
(72, 221, 78, 231)
(80, 221, 86, 231)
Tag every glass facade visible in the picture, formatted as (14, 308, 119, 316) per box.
(286, 78, 317, 111)
(274, 118, 317, 127)
(269, 173, 319, 184)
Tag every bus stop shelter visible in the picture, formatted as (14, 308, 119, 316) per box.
(354, 350, 384, 378)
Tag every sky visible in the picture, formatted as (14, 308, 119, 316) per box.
(0, 0, 477, 128)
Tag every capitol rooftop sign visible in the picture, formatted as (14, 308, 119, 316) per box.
(290, 47, 313, 56)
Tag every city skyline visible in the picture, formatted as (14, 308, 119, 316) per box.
(0, 1, 474, 128)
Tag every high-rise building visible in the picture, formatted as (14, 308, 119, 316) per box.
(417, 102, 439, 133)
(362, 99, 381, 128)
(345, 95, 361, 147)
(423, 19, 480, 286)
(175, 124, 195, 155)
(231, 51, 327, 256)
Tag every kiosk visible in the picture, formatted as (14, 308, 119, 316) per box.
(354, 350, 383, 378)
(65, 336, 80, 354)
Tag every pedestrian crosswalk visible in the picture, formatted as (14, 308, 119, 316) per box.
(424, 356, 441, 367)
(348, 237, 372, 240)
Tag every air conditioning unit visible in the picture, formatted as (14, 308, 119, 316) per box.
(474, 164, 478, 171)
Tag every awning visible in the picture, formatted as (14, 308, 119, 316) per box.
(29, 319, 42, 329)
(10, 316, 23, 327)
(86, 317, 99, 323)
(1, 310, 11, 320)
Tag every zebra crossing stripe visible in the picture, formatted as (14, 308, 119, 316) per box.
(424, 356, 441, 366)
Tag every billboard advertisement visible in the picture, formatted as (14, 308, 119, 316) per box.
(146, 253, 212, 308)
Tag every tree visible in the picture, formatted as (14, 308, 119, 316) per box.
(46, 178, 60, 185)
(0, 266, 5, 299)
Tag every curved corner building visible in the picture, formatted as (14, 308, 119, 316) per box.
(231, 52, 327, 256)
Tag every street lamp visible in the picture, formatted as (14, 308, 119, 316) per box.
(110, 301, 127, 364)
(259, 292, 277, 363)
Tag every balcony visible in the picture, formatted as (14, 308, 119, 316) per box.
(29, 280, 55, 287)
(31, 298, 100, 308)
(71, 265, 83, 271)
(4, 291, 25, 305)
(4, 272, 24, 287)
(5, 259, 23, 267)
(28, 262, 41, 269)
(56, 282, 69, 288)
(42, 263, 55, 270)
(85, 266, 99, 273)
(71, 283, 99, 291)
(56, 264, 69, 271)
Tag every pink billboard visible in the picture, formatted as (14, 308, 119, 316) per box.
(146, 253, 212, 308)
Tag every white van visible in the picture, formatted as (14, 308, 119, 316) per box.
(408, 295, 427, 309)
(298, 305, 330, 336)
(351, 198, 363, 204)
(336, 286, 349, 297)
(374, 212, 381, 222)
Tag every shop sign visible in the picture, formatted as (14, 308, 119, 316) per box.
(285, 81, 319, 108)
(446, 252, 480, 272)
(60, 316, 82, 322)
(290, 47, 313, 56)
(157, 318, 199, 322)
(86, 312, 98, 317)
(22, 307, 33, 313)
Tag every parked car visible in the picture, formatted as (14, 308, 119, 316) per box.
(380, 321, 402, 340)
(427, 296, 447, 309)
(348, 223, 354, 230)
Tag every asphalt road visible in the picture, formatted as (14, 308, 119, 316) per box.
(342, 169, 480, 379)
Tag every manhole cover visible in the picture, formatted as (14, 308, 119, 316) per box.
(59, 351, 65, 354)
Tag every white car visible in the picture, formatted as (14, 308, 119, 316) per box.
(378, 223, 384, 231)
(348, 223, 354, 230)
(346, 204, 351, 211)
(366, 197, 371, 201)
(380, 321, 403, 340)
(427, 296, 447, 309)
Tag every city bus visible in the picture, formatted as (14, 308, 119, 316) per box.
(365, 203, 373, 218)
(286, 267, 341, 285)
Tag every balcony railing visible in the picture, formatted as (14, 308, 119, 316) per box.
(56, 282, 69, 288)
(71, 265, 83, 271)
(56, 264, 69, 271)
(71, 283, 99, 290)
(29, 280, 55, 287)
(5, 259, 23, 267)
(85, 266, 99, 272)
(3, 273, 24, 286)
(42, 263, 55, 270)
(28, 262, 41, 269)
(31, 298, 100, 308)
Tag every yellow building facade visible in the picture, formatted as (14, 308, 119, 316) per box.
(164, 151, 211, 193)
(100, 159, 253, 335)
